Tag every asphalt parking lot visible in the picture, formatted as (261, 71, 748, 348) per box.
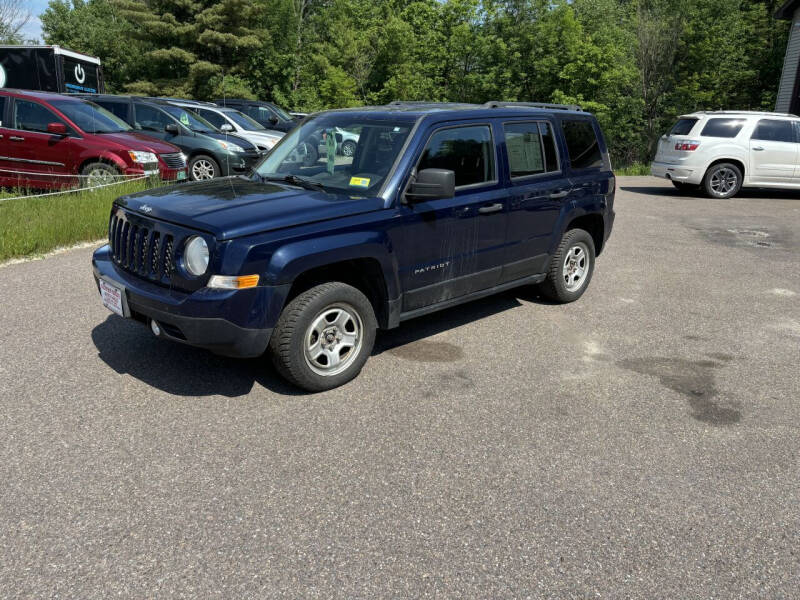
(1, 175, 799, 598)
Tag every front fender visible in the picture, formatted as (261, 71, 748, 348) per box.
(265, 231, 400, 300)
(76, 149, 128, 173)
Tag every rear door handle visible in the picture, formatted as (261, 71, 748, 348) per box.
(478, 203, 503, 214)
(9, 136, 24, 142)
(752, 146, 765, 151)
(549, 190, 570, 199)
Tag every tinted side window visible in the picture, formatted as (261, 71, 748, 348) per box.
(96, 101, 130, 123)
(134, 104, 173, 132)
(751, 119, 796, 143)
(198, 108, 226, 129)
(503, 121, 559, 177)
(670, 118, 698, 136)
(562, 119, 603, 170)
(700, 118, 745, 138)
(419, 125, 495, 187)
(13, 99, 64, 133)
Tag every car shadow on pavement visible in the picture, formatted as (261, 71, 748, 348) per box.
(91, 315, 304, 397)
(373, 287, 552, 355)
(620, 185, 800, 200)
(91, 287, 551, 397)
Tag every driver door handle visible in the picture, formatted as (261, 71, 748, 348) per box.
(478, 203, 503, 214)
(550, 190, 570, 199)
(9, 136, 24, 142)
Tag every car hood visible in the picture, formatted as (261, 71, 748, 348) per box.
(117, 177, 384, 240)
(98, 132, 182, 154)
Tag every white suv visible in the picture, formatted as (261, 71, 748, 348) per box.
(651, 111, 800, 198)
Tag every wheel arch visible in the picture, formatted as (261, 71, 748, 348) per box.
(565, 213, 605, 256)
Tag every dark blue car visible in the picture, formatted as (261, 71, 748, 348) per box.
(93, 102, 615, 391)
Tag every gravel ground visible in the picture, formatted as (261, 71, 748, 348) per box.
(1, 176, 798, 598)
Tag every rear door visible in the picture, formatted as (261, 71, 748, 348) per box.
(560, 117, 607, 215)
(748, 119, 799, 184)
(5, 97, 77, 187)
(500, 119, 570, 283)
(0, 94, 14, 187)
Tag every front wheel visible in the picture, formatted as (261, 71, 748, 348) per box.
(341, 140, 356, 157)
(703, 162, 742, 199)
(81, 162, 120, 187)
(268, 282, 377, 392)
(538, 229, 596, 303)
(189, 155, 220, 181)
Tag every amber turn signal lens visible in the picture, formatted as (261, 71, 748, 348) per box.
(207, 274, 260, 289)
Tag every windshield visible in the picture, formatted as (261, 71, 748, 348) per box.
(160, 105, 216, 133)
(255, 115, 412, 195)
(50, 99, 131, 133)
(271, 104, 293, 121)
(225, 109, 265, 131)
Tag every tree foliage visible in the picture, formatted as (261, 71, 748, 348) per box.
(40, 0, 789, 165)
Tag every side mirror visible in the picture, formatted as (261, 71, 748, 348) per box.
(220, 123, 234, 132)
(47, 122, 67, 135)
(335, 132, 343, 143)
(269, 115, 278, 124)
(405, 168, 455, 202)
(165, 123, 179, 134)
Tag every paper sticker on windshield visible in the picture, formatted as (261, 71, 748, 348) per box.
(349, 176, 370, 188)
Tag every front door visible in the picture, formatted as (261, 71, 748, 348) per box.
(500, 119, 570, 282)
(6, 97, 76, 188)
(394, 122, 508, 313)
(748, 118, 799, 184)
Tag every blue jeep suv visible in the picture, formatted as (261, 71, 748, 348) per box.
(92, 102, 615, 391)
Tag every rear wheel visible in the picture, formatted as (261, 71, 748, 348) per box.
(538, 229, 596, 303)
(81, 162, 120, 187)
(268, 282, 377, 392)
(703, 162, 742, 199)
(189, 155, 220, 181)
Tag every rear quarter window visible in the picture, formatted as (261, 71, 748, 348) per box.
(561, 119, 603, 170)
(670, 118, 698, 136)
(699, 118, 746, 138)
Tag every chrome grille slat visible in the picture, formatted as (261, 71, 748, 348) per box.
(160, 153, 186, 169)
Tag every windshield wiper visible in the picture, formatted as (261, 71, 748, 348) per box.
(259, 174, 326, 192)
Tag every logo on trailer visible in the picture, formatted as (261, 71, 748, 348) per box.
(74, 64, 85, 84)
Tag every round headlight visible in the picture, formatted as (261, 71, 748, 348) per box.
(183, 236, 209, 276)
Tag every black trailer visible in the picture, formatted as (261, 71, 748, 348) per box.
(0, 45, 104, 94)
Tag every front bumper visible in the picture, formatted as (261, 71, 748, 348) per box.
(219, 151, 262, 176)
(92, 245, 288, 358)
(650, 162, 702, 185)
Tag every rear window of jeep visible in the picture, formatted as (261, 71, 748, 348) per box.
(700, 118, 746, 138)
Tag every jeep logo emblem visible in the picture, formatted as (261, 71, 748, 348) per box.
(140, 204, 153, 214)
(74, 64, 85, 84)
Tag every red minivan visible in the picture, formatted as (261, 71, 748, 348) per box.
(0, 89, 188, 190)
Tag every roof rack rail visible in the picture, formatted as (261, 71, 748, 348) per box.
(484, 101, 583, 112)
(387, 100, 480, 108)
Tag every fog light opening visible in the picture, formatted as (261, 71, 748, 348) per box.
(150, 320, 161, 336)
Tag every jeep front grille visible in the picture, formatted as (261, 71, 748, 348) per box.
(160, 152, 186, 169)
(109, 213, 175, 281)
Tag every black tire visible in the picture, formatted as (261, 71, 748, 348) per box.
(188, 155, 220, 181)
(81, 162, 120, 187)
(702, 162, 742, 199)
(341, 140, 356, 157)
(538, 229, 596, 303)
(268, 282, 377, 392)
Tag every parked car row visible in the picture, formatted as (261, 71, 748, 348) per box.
(0, 88, 302, 191)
